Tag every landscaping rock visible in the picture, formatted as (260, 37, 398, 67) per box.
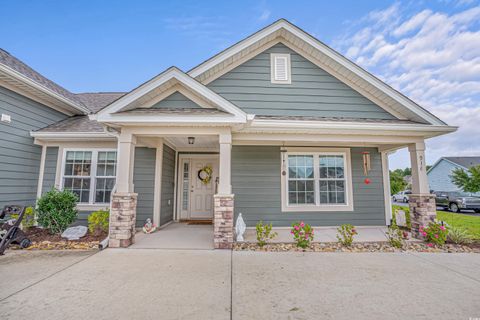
(233, 241, 480, 253)
(61, 226, 88, 240)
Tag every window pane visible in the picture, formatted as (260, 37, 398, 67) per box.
(63, 177, 90, 203)
(96, 152, 117, 177)
(289, 192, 297, 204)
(95, 177, 115, 203)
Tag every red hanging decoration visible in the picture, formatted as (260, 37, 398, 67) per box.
(364, 178, 371, 185)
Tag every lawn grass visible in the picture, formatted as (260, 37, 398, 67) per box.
(392, 205, 480, 240)
(437, 211, 480, 240)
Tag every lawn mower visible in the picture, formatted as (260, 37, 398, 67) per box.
(0, 205, 32, 255)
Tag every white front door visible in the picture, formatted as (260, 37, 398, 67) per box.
(185, 157, 219, 219)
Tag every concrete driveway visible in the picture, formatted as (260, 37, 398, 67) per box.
(1, 249, 479, 320)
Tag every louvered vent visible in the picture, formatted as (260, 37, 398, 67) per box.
(271, 53, 291, 84)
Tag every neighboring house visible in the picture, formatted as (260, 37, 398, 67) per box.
(428, 157, 480, 193)
(0, 19, 456, 248)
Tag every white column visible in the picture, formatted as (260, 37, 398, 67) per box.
(116, 132, 137, 193)
(153, 139, 164, 226)
(218, 132, 232, 195)
(381, 151, 393, 225)
(408, 141, 430, 194)
(36, 143, 47, 200)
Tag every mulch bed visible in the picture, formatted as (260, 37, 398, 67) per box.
(10, 227, 107, 250)
(234, 241, 480, 253)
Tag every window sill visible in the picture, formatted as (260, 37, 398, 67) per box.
(281, 204, 354, 212)
(76, 204, 110, 211)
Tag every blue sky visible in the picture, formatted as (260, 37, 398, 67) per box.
(1, 0, 479, 169)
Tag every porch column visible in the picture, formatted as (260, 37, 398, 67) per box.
(408, 141, 436, 238)
(109, 132, 138, 248)
(214, 132, 234, 249)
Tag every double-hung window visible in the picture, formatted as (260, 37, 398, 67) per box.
(281, 148, 353, 212)
(61, 150, 117, 204)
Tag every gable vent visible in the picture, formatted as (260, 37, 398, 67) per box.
(271, 53, 291, 84)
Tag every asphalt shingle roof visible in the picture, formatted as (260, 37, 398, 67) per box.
(0, 48, 85, 107)
(444, 157, 480, 169)
(75, 92, 125, 113)
(35, 116, 104, 133)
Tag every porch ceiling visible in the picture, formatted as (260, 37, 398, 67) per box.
(165, 135, 219, 150)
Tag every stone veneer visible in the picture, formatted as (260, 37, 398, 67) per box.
(213, 194, 234, 249)
(408, 194, 437, 238)
(109, 192, 137, 248)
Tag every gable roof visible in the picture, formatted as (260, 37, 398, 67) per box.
(444, 157, 480, 169)
(188, 19, 447, 126)
(95, 67, 247, 123)
(0, 48, 90, 115)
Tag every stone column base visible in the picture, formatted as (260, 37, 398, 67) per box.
(109, 192, 137, 248)
(213, 194, 234, 249)
(409, 194, 436, 238)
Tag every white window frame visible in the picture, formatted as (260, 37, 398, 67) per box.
(270, 53, 291, 84)
(280, 147, 354, 212)
(60, 148, 117, 206)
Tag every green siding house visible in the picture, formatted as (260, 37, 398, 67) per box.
(0, 19, 455, 248)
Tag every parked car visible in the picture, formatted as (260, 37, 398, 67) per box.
(392, 190, 412, 203)
(433, 191, 480, 213)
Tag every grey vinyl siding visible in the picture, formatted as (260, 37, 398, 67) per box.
(41, 147, 59, 194)
(0, 86, 67, 208)
(160, 144, 175, 225)
(428, 159, 467, 193)
(208, 43, 396, 119)
(151, 91, 202, 109)
(232, 146, 386, 227)
(134, 147, 156, 227)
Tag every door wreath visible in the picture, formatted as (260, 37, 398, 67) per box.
(197, 165, 213, 184)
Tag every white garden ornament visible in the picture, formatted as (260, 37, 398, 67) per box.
(235, 213, 246, 242)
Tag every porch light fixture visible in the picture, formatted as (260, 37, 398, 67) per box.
(188, 137, 195, 145)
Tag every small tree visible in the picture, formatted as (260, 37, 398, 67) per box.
(450, 165, 480, 194)
(37, 188, 78, 234)
(390, 170, 407, 195)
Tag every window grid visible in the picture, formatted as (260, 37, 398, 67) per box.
(95, 151, 117, 204)
(182, 161, 190, 210)
(286, 152, 348, 208)
(62, 149, 117, 204)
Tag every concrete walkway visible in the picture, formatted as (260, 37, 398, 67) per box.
(1, 249, 479, 319)
(131, 223, 214, 249)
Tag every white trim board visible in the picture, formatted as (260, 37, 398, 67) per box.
(280, 147, 354, 212)
(95, 67, 247, 122)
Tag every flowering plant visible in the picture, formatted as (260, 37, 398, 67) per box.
(419, 221, 448, 246)
(291, 221, 314, 249)
(336, 224, 357, 246)
(256, 221, 277, 247)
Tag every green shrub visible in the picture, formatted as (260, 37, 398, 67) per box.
(386, 224, 404, 249)
(291, 221, 314, 249)
(420, 222, 448, 246)
(37, 188, 78, 234)
(11, 206, 35, 229)
(88, 210, 109, 235)
(336, 224, 357, 246)
(447, 226, 473, 245)
(255, 221, 277, 247)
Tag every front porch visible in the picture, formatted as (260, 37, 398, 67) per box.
(131, 223, 214, 249)
(108, 127, 234, 249)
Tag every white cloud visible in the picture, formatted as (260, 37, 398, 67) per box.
(333, 3, 480, 169)
(259, 9, 271, 21)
